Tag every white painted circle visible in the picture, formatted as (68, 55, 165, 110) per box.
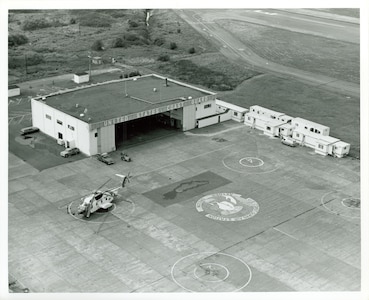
(193, 263, 230, 282)
(67, 198, 135, 224)
(239, 157, 264, 167)
(171, 252, 252, 292)
(321, 191, 360, 219)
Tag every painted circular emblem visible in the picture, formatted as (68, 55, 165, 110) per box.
(196, 193, 259, 221)
(171, 252, 252, 292)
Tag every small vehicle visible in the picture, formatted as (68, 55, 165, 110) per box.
(20, 126, 39, 135)
(97, 152, 115, 165)
(281, 136, 297, 147)
(60, 147, 80, 158)
(120, 152, 131, 162)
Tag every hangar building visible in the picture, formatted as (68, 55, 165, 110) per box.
(31, 74, 219, 156)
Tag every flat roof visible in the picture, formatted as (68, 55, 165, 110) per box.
(216, 99, 248, 113)
(39, 75, 212, 123)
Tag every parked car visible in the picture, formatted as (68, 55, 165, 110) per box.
(20, 126, 39, 135)
(96, 152, 115, 165)
(60, 147, 80, 158)
(281, 136, 297, 147)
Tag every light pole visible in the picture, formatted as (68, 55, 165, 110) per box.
(87, 51, 92, 78)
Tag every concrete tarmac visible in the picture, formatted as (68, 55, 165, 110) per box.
(8, 121, 361, 293)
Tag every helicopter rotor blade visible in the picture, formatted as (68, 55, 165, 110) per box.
(96, 178, 112, 191)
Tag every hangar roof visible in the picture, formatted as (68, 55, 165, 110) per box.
(39, 74, 212, 123)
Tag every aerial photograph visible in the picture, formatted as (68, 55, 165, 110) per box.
(3, 1, 368, 299)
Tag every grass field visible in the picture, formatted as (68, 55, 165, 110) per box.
(216, 19, 360, 84)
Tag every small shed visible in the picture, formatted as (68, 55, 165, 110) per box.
(8, 85, 20, 98)
(92, 57, 102, 65)
(73, 72, 90, 84)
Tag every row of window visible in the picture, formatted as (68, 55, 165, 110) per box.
(45, 114, 74, 131)
(295, 123, 322, 134)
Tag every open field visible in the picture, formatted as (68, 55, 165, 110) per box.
(216, 19, 360, 84)
(8, 120, 360, 293)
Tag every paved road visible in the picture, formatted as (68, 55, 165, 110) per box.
(175, 9, 360, 98)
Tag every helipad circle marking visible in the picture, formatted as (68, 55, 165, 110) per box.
(341, 198, 360, 209)
(222, 151, 280, 174)
(196, 193, 259, 221)
(193, 263, 230, 282)
(67, 198, 135, 224)
(239, 157, 264, 167)
(171, 252, 252, 292)
(320, 191, 360, 219)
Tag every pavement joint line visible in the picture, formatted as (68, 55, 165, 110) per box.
(273, 227, 299, 240)
(184, 124, 246, 137)
(134, 143, 235, 178)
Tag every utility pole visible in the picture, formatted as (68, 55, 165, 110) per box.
(25, 54, 28, 75)
(87, 51, 92, 78)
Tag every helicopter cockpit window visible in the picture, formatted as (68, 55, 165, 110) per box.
(95, 193, 103, 200)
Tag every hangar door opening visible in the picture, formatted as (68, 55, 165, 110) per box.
(115, 110, 183, 147)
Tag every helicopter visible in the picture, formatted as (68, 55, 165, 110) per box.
(76, 173, 131, 218)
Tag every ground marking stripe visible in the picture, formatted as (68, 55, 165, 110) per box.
(273, 227, 298, 240)
(134, 143, 235, 178)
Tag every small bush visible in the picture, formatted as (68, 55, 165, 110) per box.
(154, 37, 165, 46)
(111, 37, 126, 48)
(129, 70, 141, 77)
(8, 34, 28, 47)
(177, 28, 181, 33)
(26, 53, 44, 66)
(79, 12, 112, 28)
(128, 19, 139, 28)
(124, 33, 139, 41)
(158, 54, 170, 62)
(70, 18, 76, 24)
(91, 40, 104, 51)
(22, 19, 51, 31)
(169, 42, 177, 50)
(188, 47, 196, 54)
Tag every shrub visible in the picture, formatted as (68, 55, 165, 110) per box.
(70, 18, 76, 24)
(8, 34, 28, 47)
(124, 33, 139, 41)
(177, 28, 181, 33)
(111, 37, 126, 48)
(79, 12, 112, 28)
(26, 53, 44, 66)
(157, 54, 170, 62)
(128, 19, 139, 28)
(188, 47, 196, 54)
(22, 19, 51, 30)
(154, 37, 165, 46)
(91, 40, 104, 51)
(169, 42, 177, 50)
(129, 70, 141, 77)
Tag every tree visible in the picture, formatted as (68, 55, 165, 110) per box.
(91, 40, 104, 51)
(188, 47, 196, 54)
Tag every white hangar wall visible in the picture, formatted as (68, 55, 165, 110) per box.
(31, 99, 92, 155)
